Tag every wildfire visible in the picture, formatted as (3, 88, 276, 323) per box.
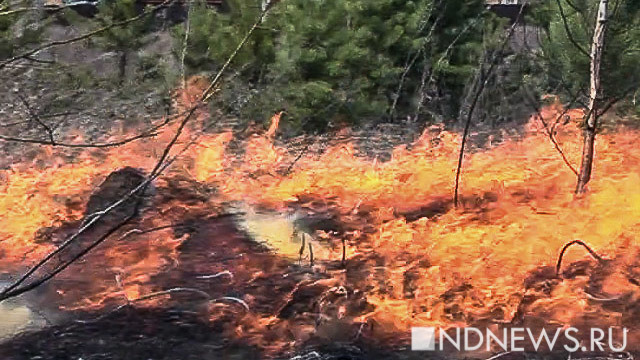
(190, 104, 640, 336)
(1, 80, 640, 354)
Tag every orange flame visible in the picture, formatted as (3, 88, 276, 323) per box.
(2, 81, 640, 352)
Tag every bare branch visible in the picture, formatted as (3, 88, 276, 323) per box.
(415, 8, 487, 120)
(563, 0, 582, 13)
(0, 107, 194, 148)
(522, 86, 581, 176)
(17, 93, 56, 144)
(388, 3, 439, 120)
(554, 0, 592, 59)
(283, 143, 310, 176)
(575, 0, 609, 193)
(0, 3, 276, 303)
(0, 0, 175, 71)
(597, 80, 640, 117)
(454, 5, 525, 207)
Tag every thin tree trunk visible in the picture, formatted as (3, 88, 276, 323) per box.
(453, 5, 525, 207)
(576, 0, 608, 194)
(118, 51, 128, 84)
(181, 1, 192, 89)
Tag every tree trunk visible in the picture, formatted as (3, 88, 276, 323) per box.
(576, 0, 608, 194)
(118, 51, 128, 84)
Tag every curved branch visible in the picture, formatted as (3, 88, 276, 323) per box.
(522, 86, 580, 176)
(555, 239, 605, 276)
(554, 0, 591, 59)
(0, 107, 199, 148)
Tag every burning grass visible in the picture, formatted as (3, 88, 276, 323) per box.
(1, 87, 640, 356)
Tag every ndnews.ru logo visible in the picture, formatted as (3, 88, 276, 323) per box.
(411, 327, 628, 352)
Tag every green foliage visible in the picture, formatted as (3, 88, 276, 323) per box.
(0, 13, 43, 60)
(268, 0, 428, 128)
(537, 0, 640, 109)
(175, 0, 492, 132)
(94, 0, 152, 51)
(91, 0, 155, 81)
(174, 0, 274, 74)
(0, 14, 17, 58)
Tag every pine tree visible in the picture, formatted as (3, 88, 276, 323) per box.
(175, 0, 491, 131)
(536, 0, 640, 192)
(538, 0, 640, 111)
(94, 0, 154, 82)
(0, 11, 43, 60)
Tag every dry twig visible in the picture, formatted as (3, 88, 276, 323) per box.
(0, 3, 275, 303)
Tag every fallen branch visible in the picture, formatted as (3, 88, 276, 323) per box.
(0, 119, 30, 127)
(115, 223, 192, 240)
(585, 291, 623, 302)
(216, 296, 250, 311)
(283, 143, 310, 176)
(486, 352, 513, 360)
